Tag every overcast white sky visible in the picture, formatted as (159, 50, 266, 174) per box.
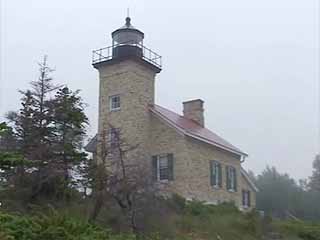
(0, 0, 319, 180)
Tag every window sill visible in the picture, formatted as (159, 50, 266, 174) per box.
(227, 189, 236, 193)
(110, 108, 121, 112)
(212, 185, 221, 190)
(158, 179, 169, 183)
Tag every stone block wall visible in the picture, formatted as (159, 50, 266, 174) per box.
(149, 113, 255, 209)
(96, 59, 156, 166)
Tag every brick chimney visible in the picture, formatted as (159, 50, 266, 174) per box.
(183, 99, 204, 127)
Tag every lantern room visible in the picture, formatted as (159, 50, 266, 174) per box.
(92, 16, 161, 72)
(111, 17, 144, 58)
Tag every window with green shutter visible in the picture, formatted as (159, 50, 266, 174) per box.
(242, 190, 251, 208)
(151, 154, 174, 181)
(226, 166, 237, 192)
(210, 161, 222, 188)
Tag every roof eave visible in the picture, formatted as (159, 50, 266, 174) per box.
(241, 168, 259, 192)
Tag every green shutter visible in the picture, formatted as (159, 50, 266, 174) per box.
(152, 156, 158, 181)
(242, 190, 245, 206)
(210, 161, 214, 186)
(226, 166, 230, 190)
(218, 163, 222, 188)
(167, 153, 174, 181)
(234, 168, 237, 192)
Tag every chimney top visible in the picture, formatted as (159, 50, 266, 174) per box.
(183, 99, 205, 127)
(183, 99, 204, 104)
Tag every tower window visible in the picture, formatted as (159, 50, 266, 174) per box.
(109, 95, 120, 111)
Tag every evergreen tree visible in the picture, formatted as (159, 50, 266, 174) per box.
(2, 56, 90, 202)
(309, 154, 320, 192)
(0, 122, 24, 190)
(255, 166, 301, 218)
(51, 87, 88, 181)
(255, 165, 320, 220)
(6, 91, 37, 161)
(4, 91, 38, 187)
(0, 122, 22, 176)
(26, 55, 59, 162)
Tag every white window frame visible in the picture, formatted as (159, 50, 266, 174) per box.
(109, 95, 120, 111)
(157, 155, 169, 181)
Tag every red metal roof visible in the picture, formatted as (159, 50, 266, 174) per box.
(149, 104, 247, 157)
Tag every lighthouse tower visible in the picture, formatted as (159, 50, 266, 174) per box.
(92, 17, 162, 164)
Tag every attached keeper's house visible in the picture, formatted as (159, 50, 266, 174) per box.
(86, 17, 258, 210)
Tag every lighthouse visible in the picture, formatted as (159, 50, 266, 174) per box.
(92, 17, 162, 164)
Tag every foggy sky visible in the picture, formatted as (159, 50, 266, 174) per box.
(1, 0, 319, 180)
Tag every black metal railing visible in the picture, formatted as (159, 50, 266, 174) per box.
(92, 42, 162, 69)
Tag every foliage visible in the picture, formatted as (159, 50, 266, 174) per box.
(0, 122, 23, 168)
(51, 87, 88, 165)
(274, 220, 320, 240)
(1, 194, 320, 240)
(2, 56, 89, 203)
(0, 122, 24, 189)
(173, 200, 263, 240)
(309, 154, 320, 192)
(254, 166, 320, 220)
(0, 210, 136, 240)
(90, 126, 155, 235)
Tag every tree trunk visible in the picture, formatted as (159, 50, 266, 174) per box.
(89, 191, 104, 222)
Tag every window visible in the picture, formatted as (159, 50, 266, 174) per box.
(152, 154, 174, 181)
(210, 161, 222, 188)
(226, 166, 237, 191)
(108, 128, 120, 147)
(242, 190, 251, 208)
(159, 155, 169, 180)
(109, 95, 120, 111)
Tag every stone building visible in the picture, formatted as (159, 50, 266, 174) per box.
(86, 17, 258, 210)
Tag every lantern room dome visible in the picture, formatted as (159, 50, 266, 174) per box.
(112, 17, 144, 45)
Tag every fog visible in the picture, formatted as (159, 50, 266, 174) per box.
(0, 0, 319, 180)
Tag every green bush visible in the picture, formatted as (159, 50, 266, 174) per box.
(173, 197, 263, 240)
(0, 210, 135, 240)
(274, 220, 320, 240)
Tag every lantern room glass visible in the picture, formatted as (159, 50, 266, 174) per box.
(112, 30, 143, 46)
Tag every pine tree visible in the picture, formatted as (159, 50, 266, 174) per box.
(5, 90, 39, 187)
(5, 56, 61, 200)
(7, 91, 37, 160)
(3, 56, 89, 202)
(0, 122, 22, 173)
(309, 154, 320, 192)
(27, 55, 59, 162)
(0, 121, 29, 194)
(51, 87, 88, 182)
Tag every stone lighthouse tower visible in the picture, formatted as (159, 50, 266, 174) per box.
(92, 17, 162, 165)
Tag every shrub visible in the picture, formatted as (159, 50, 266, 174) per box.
(274, 220, 320, 240)
(0, 210, 128, 240)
